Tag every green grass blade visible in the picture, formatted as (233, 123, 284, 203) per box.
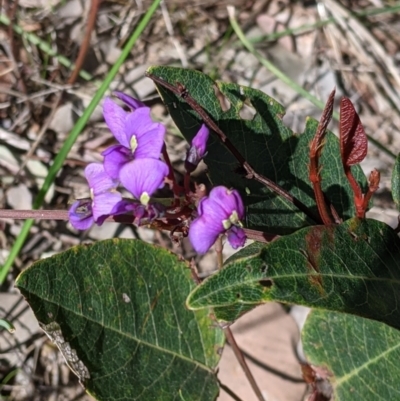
(247, 4, 400, 44)
(227, 6, 396, 160)
(0, 13, 93, 81)
(0, 318, 15, 333)
(0, 0, 162, 284)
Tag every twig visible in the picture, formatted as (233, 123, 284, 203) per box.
(219, 381, 246, 401)
(215, 240, 266, 400)
(160, 1, 188, 67)
(0, 14, 93, 81)
(68, 0, 100, 84)
(224, 327, 266, 401)
(14, 90, 64, 180)
(0, 209, 69, 220)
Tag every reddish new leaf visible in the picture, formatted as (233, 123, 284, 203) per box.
(339, 98, 368, 166)
(309, 89, 335, 225)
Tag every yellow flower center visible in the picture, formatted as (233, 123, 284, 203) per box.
(140, 192, 150, 206)
(130, 135, 138, 154)
(222, 219, 232, 230)
(222, 210, 242, 230)
(229, 210, 239, 225)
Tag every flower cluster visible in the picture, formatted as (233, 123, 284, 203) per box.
(69, 92, 168, 229)
(69, 92, 246, 254)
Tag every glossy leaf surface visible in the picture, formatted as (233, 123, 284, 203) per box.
(187, 218, 400, 329)
(16, 239, 224, 401)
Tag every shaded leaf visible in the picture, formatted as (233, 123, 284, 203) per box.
(339, 98, 368, 166)
(303, 310, 400, 400)
(16, 239, 224, 401)
(187, 218, 400, 330)
(147, 66, 367, 234)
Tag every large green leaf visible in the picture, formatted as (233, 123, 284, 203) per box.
(187, 218, 400, 330)
(147, 66, 367, 234)
(302, 310, 400, 400)
(16, 239, 224, 401)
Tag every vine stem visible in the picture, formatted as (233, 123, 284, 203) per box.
(145, 72, 322, 225)
(215, 237, 266, 401)
(224, 327, 266, 401)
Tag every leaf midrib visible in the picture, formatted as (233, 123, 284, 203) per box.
(20, 287, 214, 374)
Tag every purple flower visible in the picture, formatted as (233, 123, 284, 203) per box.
(189, 186, 246, 254)
(102, 95, 166, 180)
(68, 199, 94, 230)
(119, 158, 169, 205)
(84, 163, 123, 222)
(185, 124, 210, 172)
(129, 202, 166, 225)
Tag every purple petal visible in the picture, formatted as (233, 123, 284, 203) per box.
(92, 191, 122, 222)
(191, 124, 209, 157)
(208, 186, 245, 220)
(110, 199, 141, 215)
(130, 202, 166, 225)
(103, 98, 129, 148)
(227, 226, 246, 249)
(68, 200, 94, 230)
(188, 215, 221, 254)
(102, 145, 131, 181)
(124, 108, 165, 159)
(186, 124, 210, 171)
(196, 193, 228, 228)
(119, 159, 169, 202)
(113, 92, 147, 110)
(84, 163, 118, 195)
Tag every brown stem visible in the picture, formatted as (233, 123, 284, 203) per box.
(145, 73, 322, 225)
(215, 238, 264, 400)
(215, 236, 223, 268)
(162, 144, 183, 205)
(184, 172, 191, 197)
(224, 327, 265, 401)
(243, 228, 277, 243)
(67, 0, 100, 84)
(0, 209, 70, 220)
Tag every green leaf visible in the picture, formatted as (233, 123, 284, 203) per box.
(187, 218, 400, 330)
(16, 239, 224, 401)
(147, 66, 367, 234)
(302, 310, 400, 400)
(391, 153, 400, 211)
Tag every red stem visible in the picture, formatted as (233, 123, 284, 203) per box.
(308, 89, 336, 226)
(344, 166, 364, 218)
(162, 144, 183, 206)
